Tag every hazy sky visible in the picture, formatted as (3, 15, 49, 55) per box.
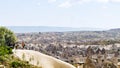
(0, 0, 120, 29)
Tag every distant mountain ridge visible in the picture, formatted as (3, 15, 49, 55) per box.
(109, 28, 120, 31)
(7, 26, 106, 33)
(15, 27, 120, 44)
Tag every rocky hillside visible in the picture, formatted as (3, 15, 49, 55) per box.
(16, 28, 120, 45)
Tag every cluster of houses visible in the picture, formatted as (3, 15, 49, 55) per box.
(15, 32, 120, 68)
(72, 44, 120, 68)
(15, 41, 120, 68)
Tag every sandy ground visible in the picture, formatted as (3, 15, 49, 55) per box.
(12, 49, 76, 68)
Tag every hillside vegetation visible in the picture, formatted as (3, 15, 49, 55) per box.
(0, 26, 41, 68)
(0, 45, 41, 68)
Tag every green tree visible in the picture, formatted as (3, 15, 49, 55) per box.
(0, 26, 17, 48)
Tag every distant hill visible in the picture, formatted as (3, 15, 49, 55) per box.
(6, 26, 120, 44)
(15, 27, 120, 44)
(6, 26, 106, 33)
(109, 28, 120, 32)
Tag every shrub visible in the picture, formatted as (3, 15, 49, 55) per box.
(0, 56, 6, 64)
(10, 61, 30, 68)
(0, 45, 12, 56)
(10, 61, 22, 68)
(0, 26, 17, 48)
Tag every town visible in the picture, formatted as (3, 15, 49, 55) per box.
(15, 31, 120, 68)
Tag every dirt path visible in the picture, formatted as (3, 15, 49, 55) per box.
(13, 49, 76, 68)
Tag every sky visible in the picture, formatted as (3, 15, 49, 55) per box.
(0, 0, 120, 29)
